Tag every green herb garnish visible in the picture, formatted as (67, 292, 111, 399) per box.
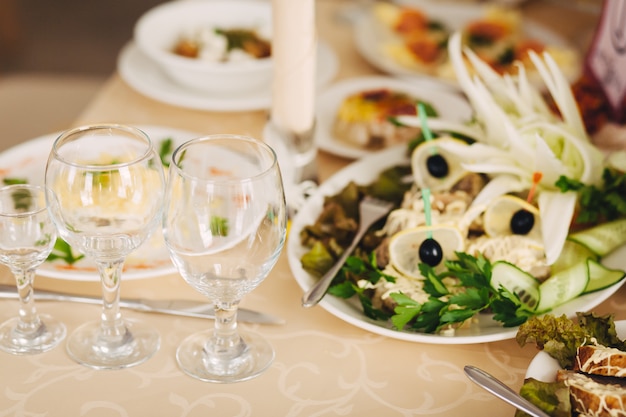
(11, 187, 32, 210)
(330, 252, 536, 334)
(210, 216, 229, 237)
(158, 138, 174, 167)
(3, 178, 28, 185)
(2, 178, 32, 210)
(35, 229, 53, 247)
(214, 28, 271, 58)
(496, 46, 515, 66)
(46, 238, 85, 265)
(396, 253, 534, 332)
(556, 168, 626, 223)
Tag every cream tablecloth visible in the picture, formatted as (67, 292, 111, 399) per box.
(0, 2, 618, 416)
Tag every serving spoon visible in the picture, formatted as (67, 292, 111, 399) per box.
(464, 365, 551, 417)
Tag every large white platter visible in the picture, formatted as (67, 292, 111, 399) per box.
(315, 75, 472, 159)
(0, 125, 202, 281)
(287, 145, 626, 344)
(118, 41, 338, 112)
(353, 0, 578, 90)
(526, 320, 626, 381)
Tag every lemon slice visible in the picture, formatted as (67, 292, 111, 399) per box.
(411, 137, 469, 193)
(388, 225, 465, 278)
(483, 195, 541, 242)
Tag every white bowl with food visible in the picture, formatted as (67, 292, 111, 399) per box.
(134, 0, 273, 94)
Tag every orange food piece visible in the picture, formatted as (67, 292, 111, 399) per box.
(514, 39, 545, 60)
(395, 8, 428, 34)
(209, 166, 233, 176)
(173, 39, 199, 58)
(360, 89, 417, 118)
(465, 20, 510, 42)
(405, 33, 443, 63)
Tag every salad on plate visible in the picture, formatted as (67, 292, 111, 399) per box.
(294, 31, 626, 339)
(0, 125, 197, 281)
(517, 313, 626, 417)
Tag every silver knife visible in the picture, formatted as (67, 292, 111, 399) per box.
(464, 366, 550, 417)
(0, 284, 284, 325)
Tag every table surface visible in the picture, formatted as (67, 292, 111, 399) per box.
(1, 2, 621, 416)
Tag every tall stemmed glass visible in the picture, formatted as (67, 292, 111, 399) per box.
(0, 184, 65, 354)
(163, 135, 287, 383)
(44, 124, 165, 369)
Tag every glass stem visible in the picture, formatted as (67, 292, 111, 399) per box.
(96, 260, 127, 340)
(13, 267, 41, 334)
(211, 302, 246, 357)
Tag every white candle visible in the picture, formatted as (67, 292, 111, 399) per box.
(271, 0, 316, 135)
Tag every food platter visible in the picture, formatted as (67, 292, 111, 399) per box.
(353, 0, 578, 89)
(525, 320, 626, 381)
(0, 125, 202, 281)
(287, 145, 626, 344)
(118, 41, 338, 112)
(314, 76, 473, 159)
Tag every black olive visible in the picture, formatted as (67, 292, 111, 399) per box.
(510, 209, 535, 235)
(419, 238, 443, 266)
(426, 154, 449, 178)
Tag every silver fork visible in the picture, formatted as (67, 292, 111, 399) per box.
(301, 196, 395, 308)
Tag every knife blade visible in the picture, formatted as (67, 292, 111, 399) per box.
(0, 284, 284, 325)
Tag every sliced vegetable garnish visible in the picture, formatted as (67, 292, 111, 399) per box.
(568, 218, 626, 257)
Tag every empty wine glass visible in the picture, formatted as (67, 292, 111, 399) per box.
(0, 184, 65, 354)
(163, 134, 287, 383)
(44, 124, 165, 369)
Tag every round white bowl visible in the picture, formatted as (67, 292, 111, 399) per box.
(134, 0, 273, 95)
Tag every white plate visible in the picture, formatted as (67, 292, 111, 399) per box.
(287, 145, 626, 344)
(117, 41, 338, 112)
(353, 1, 576, 89)
(315, 76, 472, 159)
(526, 320, 626, 382)
(0, 125, 202, 281)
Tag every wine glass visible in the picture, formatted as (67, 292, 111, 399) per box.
(44, 124, 166, 369)
(163, 134, 287, 383)
(0, 184, 65, 354)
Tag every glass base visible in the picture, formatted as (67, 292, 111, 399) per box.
(176, 329, 274, 383)
(0, 314, 66, 355)
(66, 319, 160, 369)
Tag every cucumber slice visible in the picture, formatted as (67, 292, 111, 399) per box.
(569, 218, 626, 257)
(551, 239, 598, 275)
(583, 259, 626, 293)
(536, 261, 589, 313)
(491, 261, 540, 311)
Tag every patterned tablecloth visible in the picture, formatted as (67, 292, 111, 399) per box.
(0, 2, 613, 416)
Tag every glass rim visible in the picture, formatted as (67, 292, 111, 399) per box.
(0, 184, 47, 217)
(170, 134, 278, 182)
(51, 124, 155, 170)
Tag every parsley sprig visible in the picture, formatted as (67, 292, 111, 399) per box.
(47, 238, 84, 265)
(392, 253, 535, 333)
(331, 252, 536, 334)
(158, 138, 174, 167)
(329, 254, 395, 321)
(555, 168, 626, 223)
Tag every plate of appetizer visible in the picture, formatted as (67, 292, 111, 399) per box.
(353, 0, 581, 89)
(315, 76, 473, 159)
(0, 125, 201, 281)
(520, 314, 626, 416)
(287, 33, 626, 344)
(288, 144, 626, 344)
